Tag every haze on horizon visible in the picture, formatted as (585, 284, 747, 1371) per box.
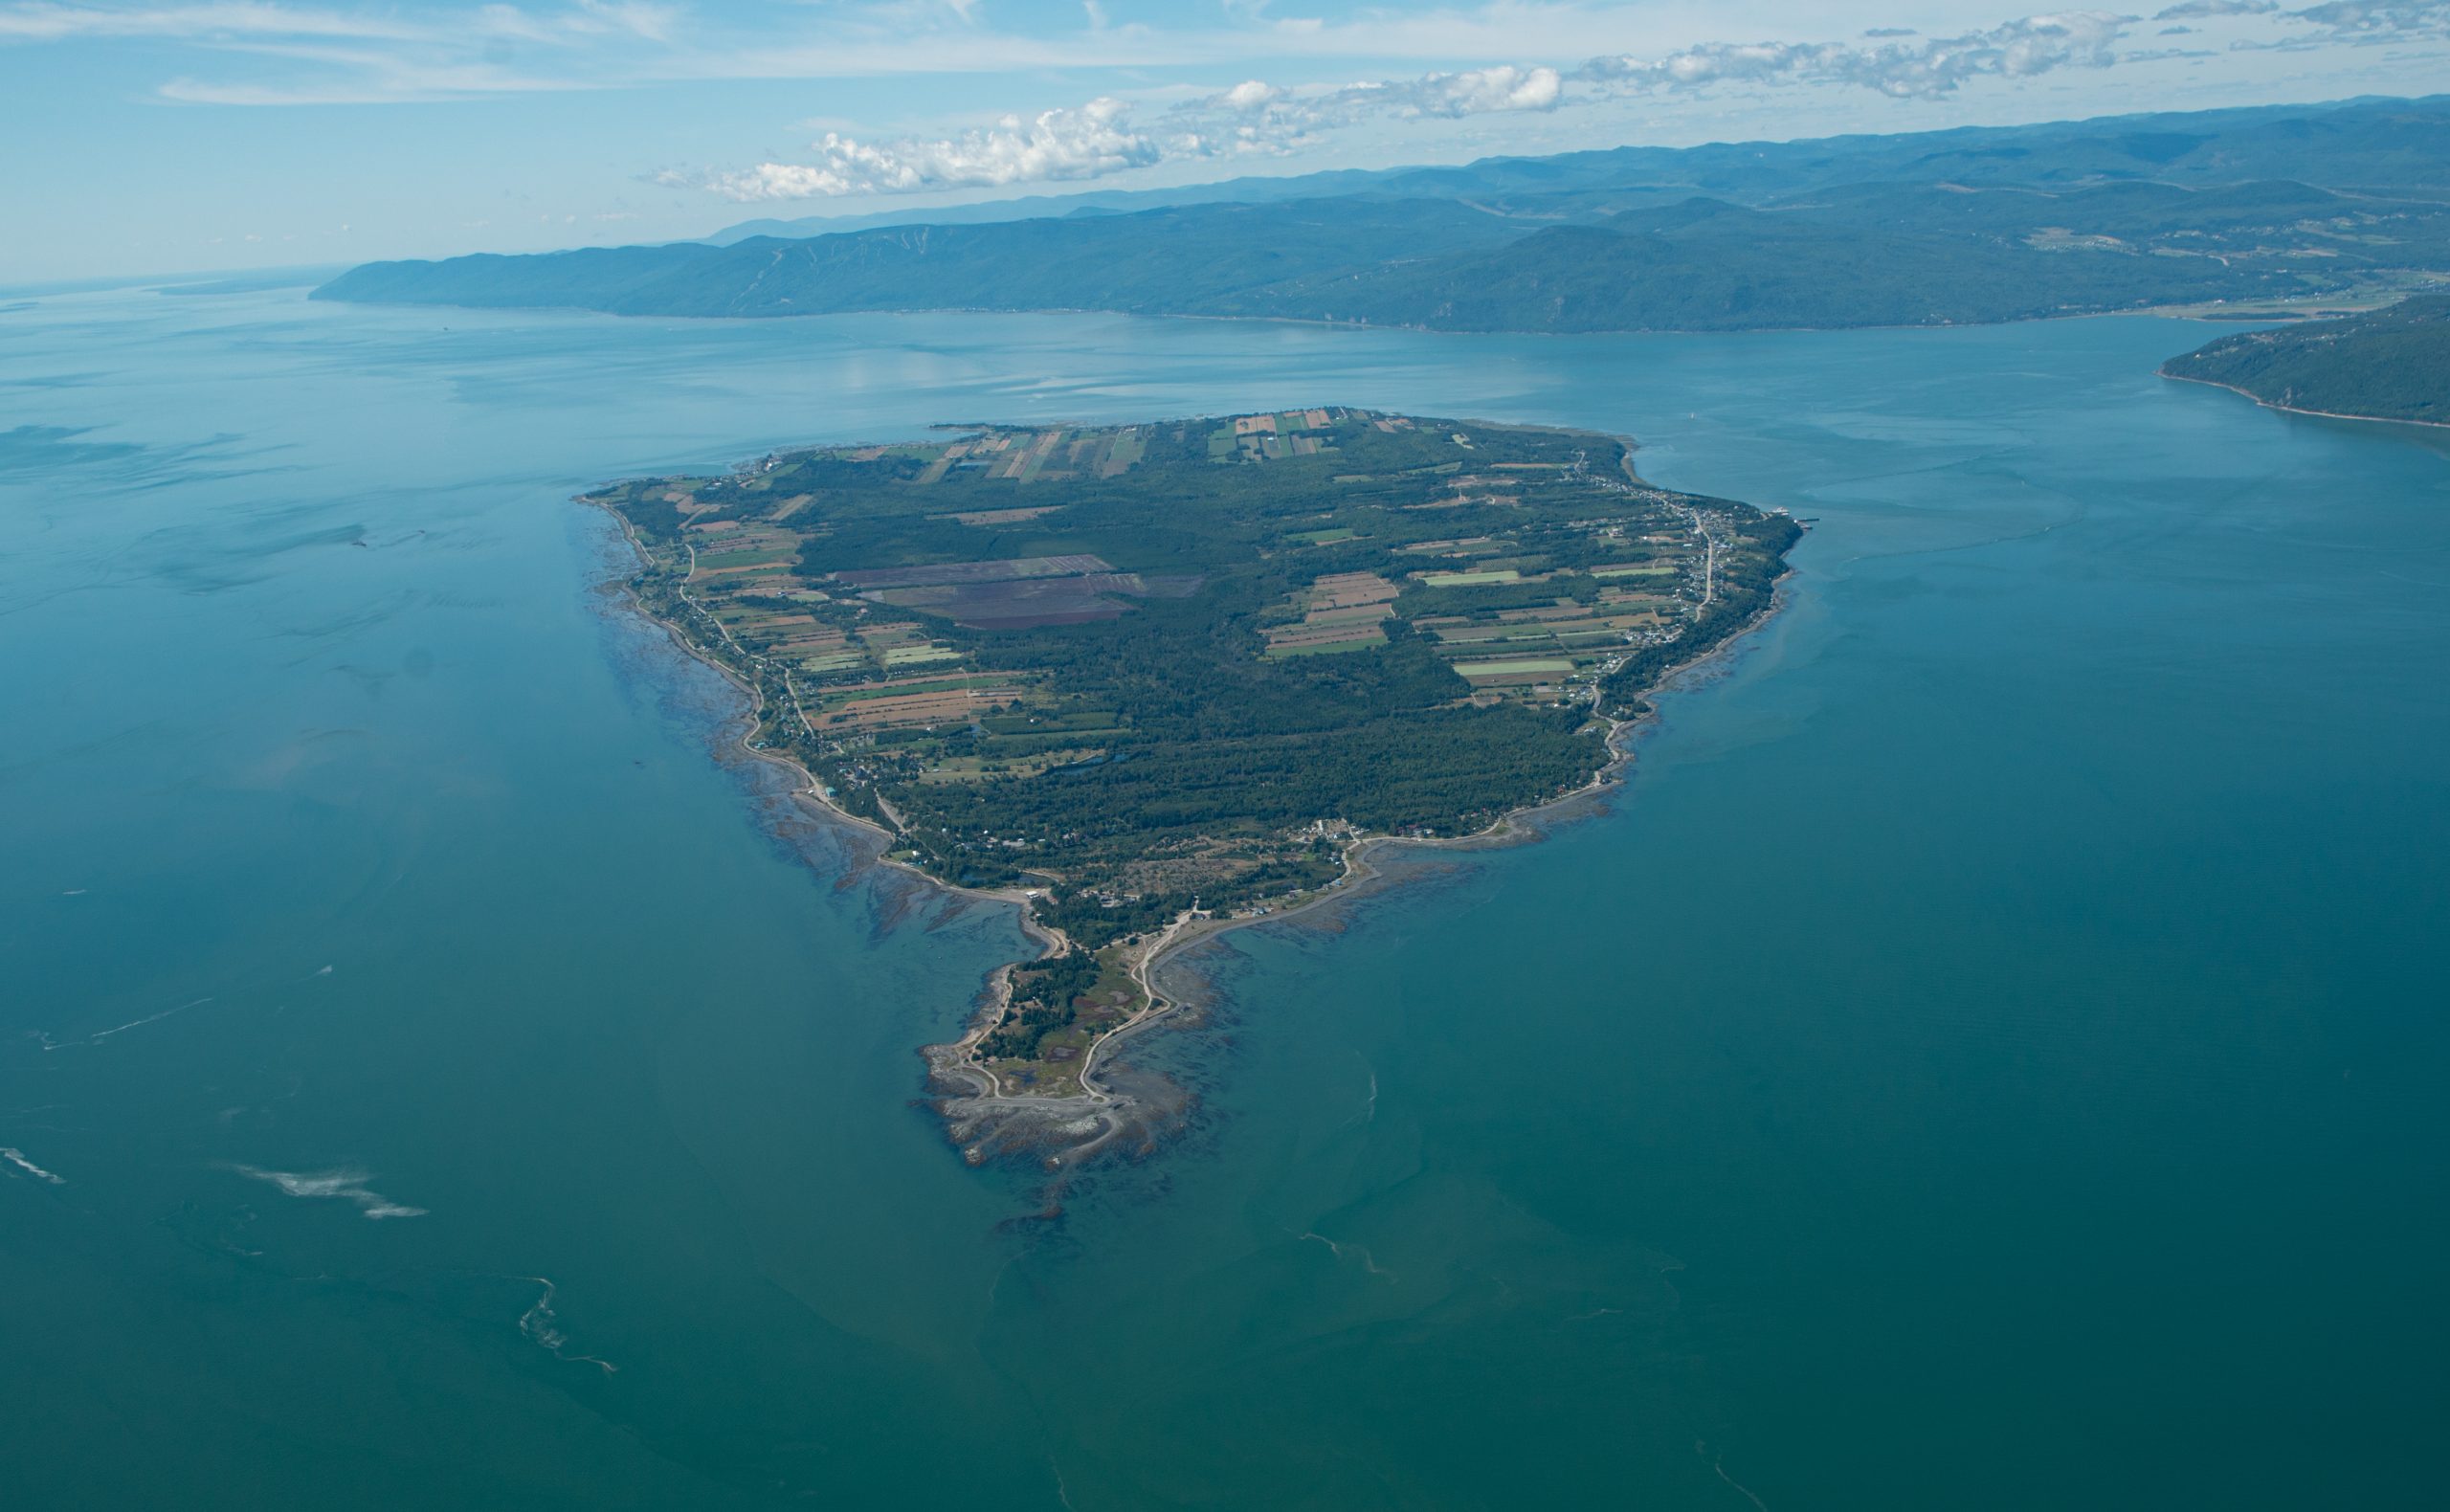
(4, 0, 2447, 283)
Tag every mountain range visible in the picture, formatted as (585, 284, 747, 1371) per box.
(318, 95, 2450, 336)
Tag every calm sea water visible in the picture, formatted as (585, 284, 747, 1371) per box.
(3, 289, 2444, 1509)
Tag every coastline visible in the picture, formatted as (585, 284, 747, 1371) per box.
(589, 477, 1799, 1171)
(315, 283, 2411, 344)
(2156, 368, 2450, 431)
(591, 492, 1075, 943)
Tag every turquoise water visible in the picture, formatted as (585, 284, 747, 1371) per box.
(3, 291, 2445, 1509)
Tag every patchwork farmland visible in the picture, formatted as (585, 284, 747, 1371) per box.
(589, 410, 1798, 1094)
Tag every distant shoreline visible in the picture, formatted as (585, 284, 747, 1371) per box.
(2157, 368, 2450, 431)
(318, 286, 2309, 343)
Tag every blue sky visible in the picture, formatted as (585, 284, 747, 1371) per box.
(4, 0, 2446, 280)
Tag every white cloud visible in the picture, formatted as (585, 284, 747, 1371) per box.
(472, 1, 677, 45)
(147, 33, 587, 101)
(17, 0, 2447, 114)
(0, 2, 428, 43)
(1392, 64, 1566, 118)
(566, 0, 673, 42)
(0, 0, 679, 100)
(1582, 12, 2132, 101)
(688, 59, 1570, 202)
(689, 97, 1167, 201)
(2287, 0, 2450, 38)
(156, 68, 578, 104)
(659, 0, 2450, 204)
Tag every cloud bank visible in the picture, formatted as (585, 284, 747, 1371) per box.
(684, 62, 1570, 202)
(2285, 0, 2450, 37)
(15, 0, 2443, 190)
(687, 7, 2167, 203)
(699, 98, 1167, 200)
(1580, 12, 2130, 101)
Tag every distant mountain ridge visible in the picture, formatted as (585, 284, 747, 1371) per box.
(699, 93, 2450, 245)
(319, 96, 2450, 336)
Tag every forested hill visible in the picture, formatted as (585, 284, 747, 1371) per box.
(2160, 297, 2450, 425)
(316, 97, 2450, 336)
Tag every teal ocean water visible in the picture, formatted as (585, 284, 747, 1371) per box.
(3, 289, 2445, 1509)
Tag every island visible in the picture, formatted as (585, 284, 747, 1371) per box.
(586, 410, 1799, 1162)
(2160, 294, 2450, 427)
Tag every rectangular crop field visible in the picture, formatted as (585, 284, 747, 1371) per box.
(1455, 657, 1575, 677)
